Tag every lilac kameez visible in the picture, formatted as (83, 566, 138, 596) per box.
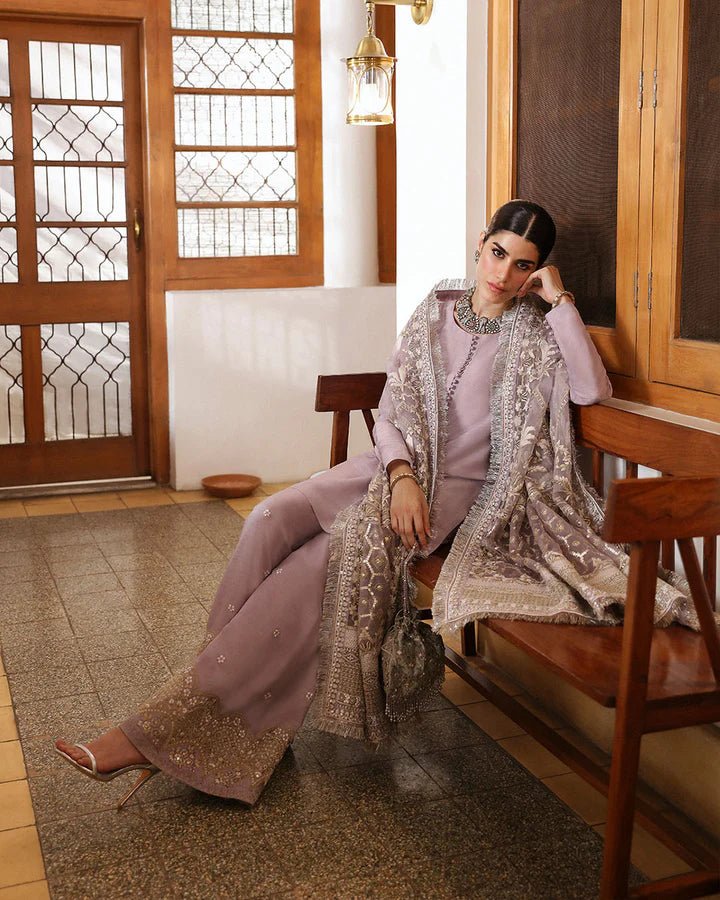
(119, 298, 611, 804)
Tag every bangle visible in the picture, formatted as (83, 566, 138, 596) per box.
(551, 290, 575, 308)
(389, 471, 419, 492)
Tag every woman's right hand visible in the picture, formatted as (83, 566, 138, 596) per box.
(389, 471, 431, 551)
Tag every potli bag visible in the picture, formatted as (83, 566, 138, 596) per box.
(381, 549, 446, 721)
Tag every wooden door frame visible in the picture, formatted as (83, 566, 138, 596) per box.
(0, 0, 171, 483)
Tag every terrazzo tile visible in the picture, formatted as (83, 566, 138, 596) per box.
(0, 581, 59, 605)
(0, 535, 39, 552)
(138, 794, 266, 856)
(47, 556, 113, 579)
(117, 569, 196, 606)
(86, 654, 172, 694)
(14, 693, 105, 741)
(300, 728, 409, 771)
(290, 863, 419, 900)
(36, 807, 154, 878)
(414, 743, 538, 796)
(0, 566, 53, 589)
(0, 637, 83, 675)
(393, 706, 491, 754)
(0, 617, 74, 650)
(249, 770, 358, 830)
(32, 529, 95, 549)
(158, 543, 225, 567)
(136, 601, 208, 631)
(7, 661, 95, 705)
(451, 780, 595, 849)
(358, 796, 485, 862)
(163, 842, 292, 899)
(77, 628, 158, 663)
(104, 550, 175, 574)
(48, 854, 170, 900)
(98, 683, 164, 721)
(0, 596, 67, 627)
(404, 849, 540, 900)
(264, 815, 387, 891)
(54, 572, 123, 601)
(66, 606, 144, 637)
(62, 591, 135, 621)
(28, 763, 139, 823)
(174, 563, 226, 601)
(0, 550, 46, 569)
(329, 756, 446, 811)
(42, 544, 106, 565)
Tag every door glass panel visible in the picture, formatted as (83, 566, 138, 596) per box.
(0, 326, 24, 445)
(29, 42, 123, 101)
(679, 0, 720, 343)
(0, 166, 15, 221)
(175, 150, 296, 202)
(32, 105, 125, 162)
(515, 1, 621, 328)
(177, 207, 296, 257)
(37, 227, 128, 282)
(0, 40, 9, 96)
(0, 104, 12, 158)
(172, 37, 294, 90)
(0, 228, 18, 282)
(34, 166, 126, 222)
(171, 0, 294, 33)
(42, 321, 132, 440)
(174, 94, 295, 147)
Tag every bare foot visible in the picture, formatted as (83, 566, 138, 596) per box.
(55, 727, 149, 773)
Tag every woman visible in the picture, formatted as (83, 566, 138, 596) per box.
(55, 200, 686, 807)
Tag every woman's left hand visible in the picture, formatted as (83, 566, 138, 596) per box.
(517, 265, 570, 305)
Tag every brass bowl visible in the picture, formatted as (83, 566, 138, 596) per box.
(201, 474, 262, 498)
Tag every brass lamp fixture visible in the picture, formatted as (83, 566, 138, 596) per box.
(346, 0, 434, 126)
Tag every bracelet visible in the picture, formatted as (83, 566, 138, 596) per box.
(551, 290, 575, 308)
(389, 471, 419, 492)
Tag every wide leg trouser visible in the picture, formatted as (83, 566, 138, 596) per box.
(119, 487, 338, 804)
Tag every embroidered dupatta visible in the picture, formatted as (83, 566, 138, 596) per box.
(306, 279, 695, 745)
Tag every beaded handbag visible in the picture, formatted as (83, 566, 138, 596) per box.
(380, 552, 446, 722)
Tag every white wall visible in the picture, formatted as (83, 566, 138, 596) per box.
(168, 0, 393, 488)
(395, 1, 488, 329)
(168, 287, 395, 488)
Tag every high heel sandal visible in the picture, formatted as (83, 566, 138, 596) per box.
(55, 742, 160, 810)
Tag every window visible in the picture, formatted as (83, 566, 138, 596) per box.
(166, 0, 323, 289)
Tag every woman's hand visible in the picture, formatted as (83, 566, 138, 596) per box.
(390, 476, 431, 552)
(517, 264, 572, 306)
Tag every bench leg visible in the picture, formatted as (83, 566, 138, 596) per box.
(460, 621, 477, 656)
(600, 541, 659, 900)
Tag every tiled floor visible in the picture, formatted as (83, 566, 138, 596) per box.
(0, 486, 705, 898)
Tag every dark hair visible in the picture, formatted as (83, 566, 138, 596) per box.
(483, 199, 556, 267)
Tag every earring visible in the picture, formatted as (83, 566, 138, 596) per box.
(474, 249, 480, 264)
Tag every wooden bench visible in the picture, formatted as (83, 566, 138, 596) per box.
(316, 373, 720, 900)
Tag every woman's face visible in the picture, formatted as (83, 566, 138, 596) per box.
(475, 229, 540, 304)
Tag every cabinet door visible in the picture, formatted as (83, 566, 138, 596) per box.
(650, 0, 720, 394)
(513, 0, 641, 377)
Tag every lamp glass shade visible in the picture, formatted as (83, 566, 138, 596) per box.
(346, 58, 394, 125)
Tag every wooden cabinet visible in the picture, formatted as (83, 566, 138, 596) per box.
(488, 0, 720, 420)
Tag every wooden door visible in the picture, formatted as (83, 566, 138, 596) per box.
(648, 0, 720, 395)
(0, 18, 148, 487)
